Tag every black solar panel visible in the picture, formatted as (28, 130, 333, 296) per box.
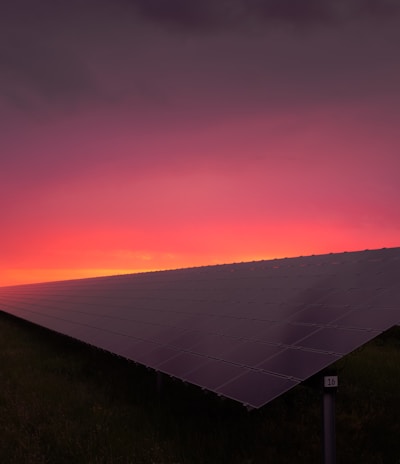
(0, 247, 399, 408)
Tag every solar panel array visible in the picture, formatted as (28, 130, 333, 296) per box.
(0, 247, 399, 408)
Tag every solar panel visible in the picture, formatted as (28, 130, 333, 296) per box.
(0, 247, 399, 409)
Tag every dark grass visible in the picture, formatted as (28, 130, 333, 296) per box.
(0, 311, 399, 464)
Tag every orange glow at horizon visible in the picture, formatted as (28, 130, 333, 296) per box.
(2, 220, 399, 287)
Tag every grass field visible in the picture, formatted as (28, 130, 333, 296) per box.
(0, 311, 399, 464)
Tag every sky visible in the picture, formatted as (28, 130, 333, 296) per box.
(1, 0, 399, 286)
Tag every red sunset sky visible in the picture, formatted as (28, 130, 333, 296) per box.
(1, 0, 399, 286)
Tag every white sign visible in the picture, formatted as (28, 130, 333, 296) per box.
(324, 376, 338, 388)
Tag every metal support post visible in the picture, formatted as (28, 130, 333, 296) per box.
(322, 375, 338, 464)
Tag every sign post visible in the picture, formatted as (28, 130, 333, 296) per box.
(322, 375, 338, 464)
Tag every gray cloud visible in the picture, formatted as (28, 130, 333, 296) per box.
(1, 0, 399, 114)
(127, 0, 400, 31)
(0, 0, 127, 112)
(130, 0, 216, 30)
(1, 40, 100, 111)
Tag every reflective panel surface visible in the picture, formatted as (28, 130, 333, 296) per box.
(0, 247, 399, 409)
